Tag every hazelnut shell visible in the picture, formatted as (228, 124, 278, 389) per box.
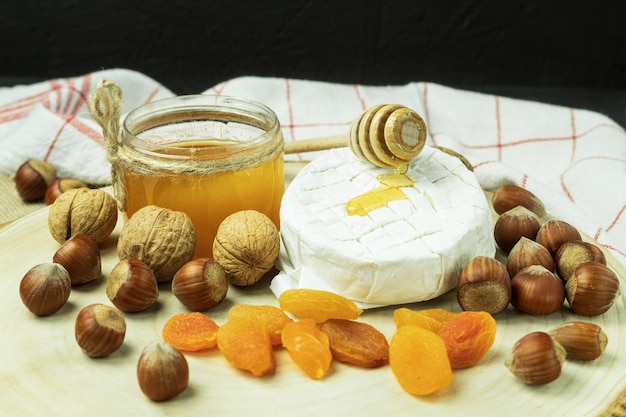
(53, 234, 102, 285)
(548, 321, 608, 361)
(456, 256, 511, 315)
(172, 258, 228, 311)
(505, 331, 566, 385)
(506, 236, 555, 278)
(555, 240, 606, 282)
(493, 206, 541, 253)
(75, 303, 126, 357)
(14, 159, 57, 201)
(45, 178, 88, 205)
(565, 261, 619, 316)
(535, 219, 582, 256)
(491, 184, 546, 217)
(19, 263, 71, 316)
(137, 340, 189, 401)
(510, 265, 565, 315)
(106, 259, 158, 312)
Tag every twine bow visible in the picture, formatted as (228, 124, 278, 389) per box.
(88, 80, 126, 211)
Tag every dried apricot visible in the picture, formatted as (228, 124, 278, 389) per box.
(389, 326, 453, 396)
(417, 308, 459, 324)
(281, 318, 332, 379)
(393, 308, 458, 332)
(319, 319, 389, 368)
(217, 317, 274, 377)
(278, 288, 363, 323)
(227, 304, 293, 345)
(436, 311, 497, 369)
(161, 312, 219, 352)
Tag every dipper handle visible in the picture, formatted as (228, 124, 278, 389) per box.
(283, 134, 347, 154)
(283, 104, 427, 169)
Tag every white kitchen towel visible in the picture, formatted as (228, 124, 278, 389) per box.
(0, 68, 624, 268)
(0, 69, 173, 184)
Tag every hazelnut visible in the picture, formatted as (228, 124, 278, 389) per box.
(555, 240, 606, 282)
(535, 219, 582, 257)
(137, 340, 189, 401)
(19, 263, 71, 316)
(493, 206, 541, 253)
(456, 256, 511, 315)
(75, 303, 126, 357)
(48, 188, 118, 245)
(213, 210, 280, 286)
(579, 241, 606, 264)
(506, 237, 555, 277)
(491, 184, 546, 218)
(510, 265, 565, 315)
(14, 159, 57, 201)
(117, 205, 196, 282)
(45, 178, 88, 205)
(548, 321, 608, 361)
(52, 234, 102, 285)
(172, 258, 228, 311)
(106, 259, 158, 313)
(505, 331, 566, 385)
(565, 261, 619, 316)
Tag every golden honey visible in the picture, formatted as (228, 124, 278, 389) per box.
(116, 96, 284, 258)
(346, 173, 413, 216)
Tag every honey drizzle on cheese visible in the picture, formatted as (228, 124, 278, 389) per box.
(346, 166, 414, 216)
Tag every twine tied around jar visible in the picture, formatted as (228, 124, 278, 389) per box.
(88, 80, 286, 215)
(88, 79, 127, 211)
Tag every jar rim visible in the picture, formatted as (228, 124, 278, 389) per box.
(121, 94, 282, 161)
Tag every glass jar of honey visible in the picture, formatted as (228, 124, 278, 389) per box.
(116, 95, 284, 258)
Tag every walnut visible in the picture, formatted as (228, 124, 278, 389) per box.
(212, 210, 280, 286)
(117, 205, 196, 282)
(48, 188, 118, 245)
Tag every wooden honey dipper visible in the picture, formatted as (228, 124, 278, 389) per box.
(283, 104, 427, 168)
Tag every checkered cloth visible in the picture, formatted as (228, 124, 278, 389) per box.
(1, 68, 624, 267)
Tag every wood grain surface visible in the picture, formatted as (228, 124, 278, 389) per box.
(0, 163, 625, 417)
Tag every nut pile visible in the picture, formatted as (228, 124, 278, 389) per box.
(457, 184, 618, 384)
(17, 180, 281, 402)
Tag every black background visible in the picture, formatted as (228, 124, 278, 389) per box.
(1, 0, 624, 123)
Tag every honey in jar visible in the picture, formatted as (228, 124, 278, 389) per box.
(116, 95, 284, 258)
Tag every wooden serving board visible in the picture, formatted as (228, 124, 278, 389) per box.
(0, 162, 625, 417)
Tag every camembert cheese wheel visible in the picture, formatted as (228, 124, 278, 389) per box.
(271, 146, 495, 308)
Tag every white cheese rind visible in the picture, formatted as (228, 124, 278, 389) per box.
(272, 146, 495, 308)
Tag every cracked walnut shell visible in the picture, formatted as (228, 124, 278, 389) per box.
(48, 188, 118, 245)
(213, 210, 280, 286)
(117, 205, 196, 282)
